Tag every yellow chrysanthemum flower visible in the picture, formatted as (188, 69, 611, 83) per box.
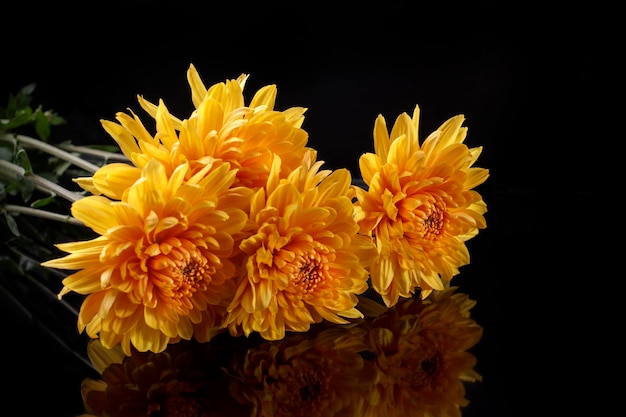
(229, 324, 378, 417)
(77, 64, 311, 199)
(354, 105, 489, 306)
(362, 287, 483, 417)
(42, 160, 252, 354)
(224, 151, 377, 340)
(80, 338, 252, 417)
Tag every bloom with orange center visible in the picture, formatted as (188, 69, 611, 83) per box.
(228, 324, 378, 417)
(76, 64, 311, 199)
(42, 160, 251, 354)
(224, 151, 377, 340)
(80, 337, 252, 417)
(362, 287, 483, 417)
(354, 105, 489, 306)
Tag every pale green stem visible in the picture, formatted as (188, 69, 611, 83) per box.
(3, 204, 84, 226)
(58, 143, 129, 162)
(0, 133, 100, 173)
(0, 160, 84, 202)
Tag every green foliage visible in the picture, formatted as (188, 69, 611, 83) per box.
(0, 83, 66, 140)
(0, 86, 87, 233)
(2, 89, 54, 225)
(0, 82, 95, 243)
(0, 85, 98, 373)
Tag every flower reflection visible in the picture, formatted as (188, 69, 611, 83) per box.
(362, 286, 483, 417)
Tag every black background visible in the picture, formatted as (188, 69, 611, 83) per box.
(1, 1, 613, 416)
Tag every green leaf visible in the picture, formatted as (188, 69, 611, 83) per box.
(31, 194, 56, 208)
(34, 108, 51, 141)
(0, 109, 33, 132)
(52, 158, 72, 178)
(19, 178, 35, 202)
(3, 211, 20, 237)
(49, 113, 66, 126)
(14, 148, 32, 173)
(4, 181, 21, 195)
(0, 84, 32, 119)
(19, 83, 36, 97)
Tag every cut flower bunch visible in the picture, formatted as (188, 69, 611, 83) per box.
(0, 64, 488, 417)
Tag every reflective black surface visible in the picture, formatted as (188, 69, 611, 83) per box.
(1, 1, 609, 416)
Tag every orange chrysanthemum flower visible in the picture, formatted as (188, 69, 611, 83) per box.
(76, 64, 311, 198)
(228, 324, 378, 417)
(42, 160, 251, 354)
(354, 105, 489, 306)
(80, 338, 252, 417)
(224, 151, 377, 340)
(362, 287, 483, 417)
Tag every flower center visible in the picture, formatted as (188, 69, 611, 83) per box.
(298, 369, 323, 402)
(174, 258, 205, 294)
(401, 345, 443, 389)
(292, 253, 326, 293)
(276, 363, 329, 415)
(148, 382, 204, 417)
(418, 199, 446, 240)
(148, 244, 213, 313)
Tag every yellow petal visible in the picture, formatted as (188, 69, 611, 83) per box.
(71, 196, 118, 234)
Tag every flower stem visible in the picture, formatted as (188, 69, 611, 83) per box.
(3, 204, 84, 226)
(0, 133, 101, 173)
(57, 143, 129, 163)
(0, 160, 84, 202)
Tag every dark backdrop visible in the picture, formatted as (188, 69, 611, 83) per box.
(1, 1, 611, 416)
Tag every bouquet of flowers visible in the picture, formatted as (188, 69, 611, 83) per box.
(0, 64, 489, 417)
